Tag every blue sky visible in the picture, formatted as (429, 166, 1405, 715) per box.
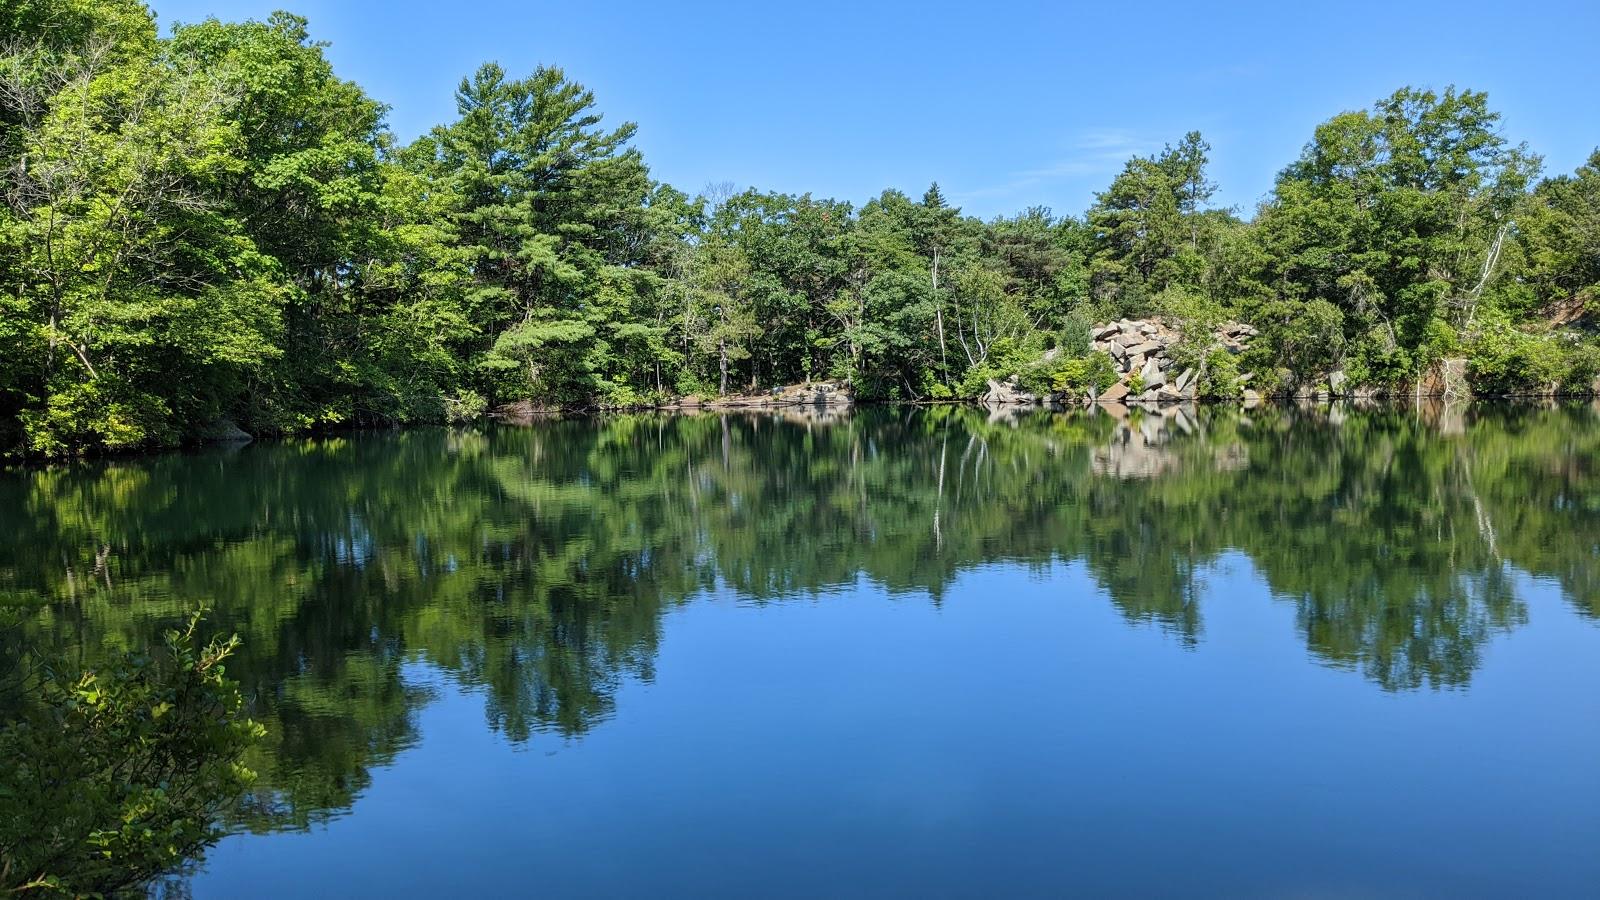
(148, 0, 1600, 220)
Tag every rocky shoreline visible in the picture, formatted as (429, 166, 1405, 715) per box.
(982, 317, 1264, 407)
(490, 317, 1597, 424)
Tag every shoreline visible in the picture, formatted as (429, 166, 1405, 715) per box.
(8, 393, 1599, 469)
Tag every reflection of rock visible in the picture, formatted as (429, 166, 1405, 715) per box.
(772, 404, 855, 427)
(1089, 402, 1248, 479)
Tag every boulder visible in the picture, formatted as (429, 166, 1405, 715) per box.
(1093, 324, 1120, 340)
(1328, 370, 1348, 394)
(1099, 381, 1130, 402)
(1175, 368, 1196, 392)
(1157, 383, 1183, 402)
(198, 418, 252, 443)
(1140, 358, 1166, 389)
(982, 378, 1036, 406)
(1129, 340, 1163, 357)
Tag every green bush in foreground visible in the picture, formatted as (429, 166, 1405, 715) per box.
(0, 614, 262, 896)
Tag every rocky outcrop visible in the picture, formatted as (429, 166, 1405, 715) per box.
(698, 381, 853, 410)
(980, 377, 1038, 406)
(197, 418, 252, 443)
(1090, 318, 1258, 404)
(492, 400, 558, 424)
(978, 317, 1263, 407)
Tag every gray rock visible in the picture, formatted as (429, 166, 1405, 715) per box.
(1328, 370, 1348, 394)
(1175, 368, 1196, 392)
(981, 378, 1036, 406)
(1140, 358, 1166, 389)
(198, 419, 251, 443)
(1129, 340, 1163, 357)
(1099, 381, 1130, 402)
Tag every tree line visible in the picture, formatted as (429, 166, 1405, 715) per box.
(3, 1, 1598, 456)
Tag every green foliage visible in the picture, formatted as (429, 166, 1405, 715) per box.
(1051, 352, 1119, 395)
(1466, 322, 1566, 395)
(0, 613, 262, 895)
(0, 7, 1592, 456)
(1200, 349, 1241, 398)
(1252, 87, 1541, 383)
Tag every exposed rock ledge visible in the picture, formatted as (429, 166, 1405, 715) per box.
(665, 381, 853, 410)
(982, 318, 1260, 407)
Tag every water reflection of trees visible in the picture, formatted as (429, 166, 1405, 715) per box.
(1, 401, 1597, 828)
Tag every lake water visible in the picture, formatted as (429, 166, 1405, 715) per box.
(4, 403, 1599, 896)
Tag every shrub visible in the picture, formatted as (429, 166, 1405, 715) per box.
(957, 365, 1004, 398)
(1200, 348, 1240, 398)
(1565, 341, 1600, 392)
(1467, 323, 1563, 395)
(443, 389, 488, 423)
(0, 614, 263, 895)
(20, 379, 177, 456)
(1054, 310, 1094, 358)
(1016, 350, 1118, 396)
(1052, 353, 1119, 395)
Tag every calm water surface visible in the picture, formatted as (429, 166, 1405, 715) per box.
(4, 404, 1599, 896)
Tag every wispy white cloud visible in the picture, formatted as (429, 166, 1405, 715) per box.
(949, 129, 1161, 205)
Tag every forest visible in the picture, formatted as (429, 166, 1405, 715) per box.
(3, 0, 1599, 456)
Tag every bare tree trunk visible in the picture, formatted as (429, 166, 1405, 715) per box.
(1461, 222, 1510, 328)
(718, 337, 728, 396)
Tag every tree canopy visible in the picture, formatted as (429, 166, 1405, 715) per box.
(2, 4, 1598, 456)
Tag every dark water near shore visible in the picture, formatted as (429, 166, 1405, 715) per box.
(4, 403, 1600, 896)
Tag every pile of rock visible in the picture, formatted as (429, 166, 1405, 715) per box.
(691, 380, 853, 410)
(978, 318, 1262, 406)
(1090, 318, 1257, 404)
